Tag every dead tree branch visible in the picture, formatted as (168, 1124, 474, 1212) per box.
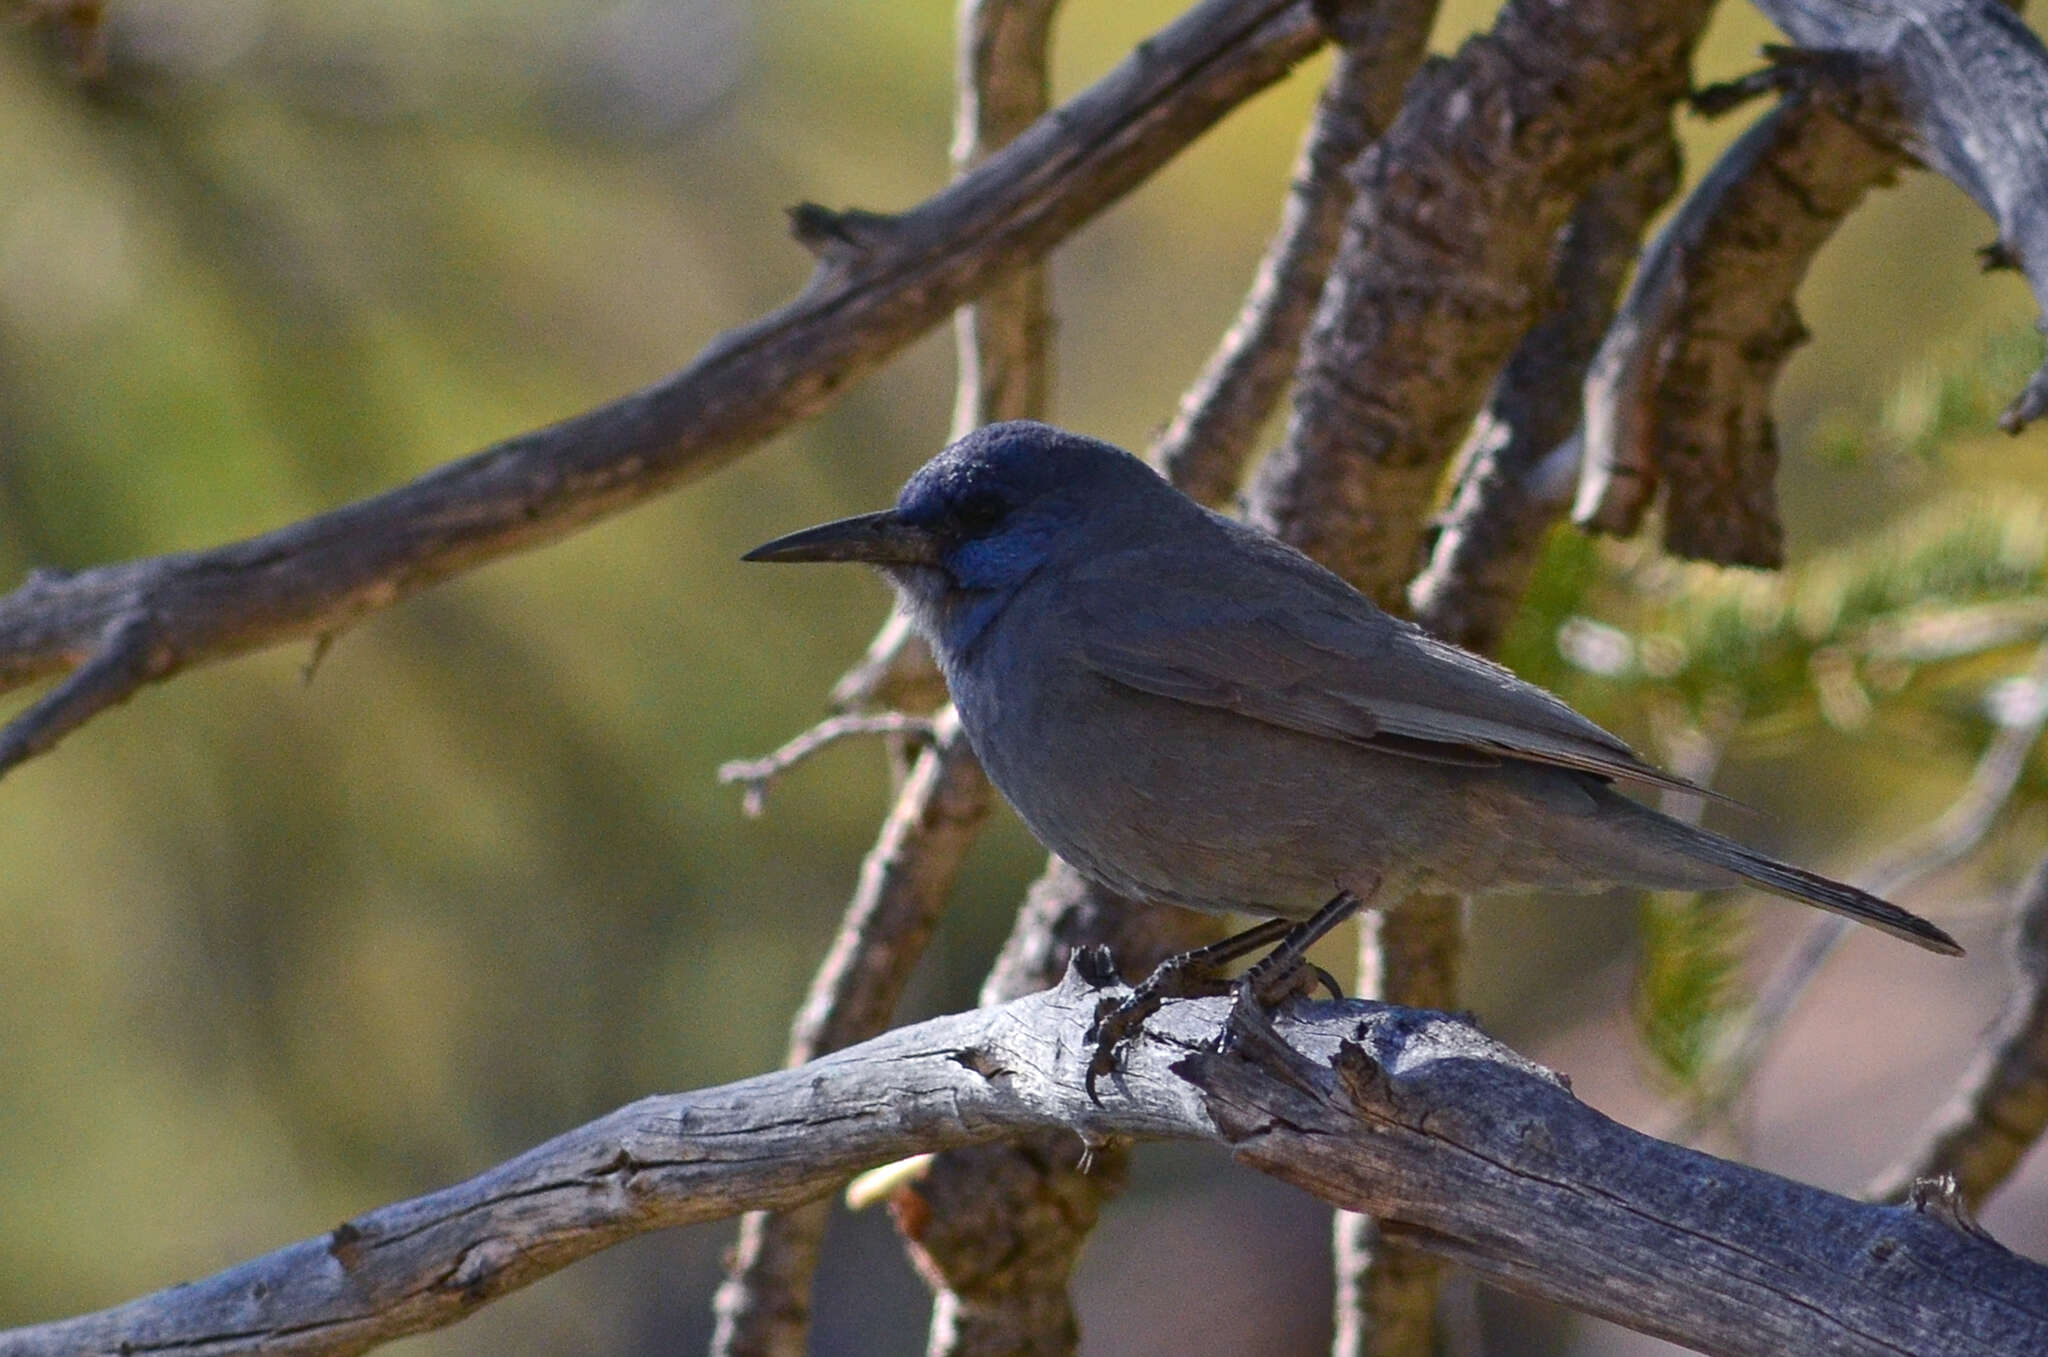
(902, 862, 1211, 1357)
(0, 0, 1327, 783)
(1577, 0, 2048, 564)
(8, 968, 2047, 1357)
(1574, 66, 1904, 565)
(717, 713, 939, 818)
(1245, 0, 1712, 608)
(1407, 128, 1683, 653)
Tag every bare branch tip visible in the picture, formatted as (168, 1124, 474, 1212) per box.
(786, 202, 897, 260)
(301, 633, 336, 687)
(1998, 368, 2048, 435)
(717, 712, 939, 817)
(0, 612, 161, 781)
(1908, 1175, 1999, 1242)
(1978, 239, 2021, 273)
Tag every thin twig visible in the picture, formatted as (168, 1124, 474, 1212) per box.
(1673, 641, 2048, 1145)
(0, 0, 1328, 784)
(1870, 849, 2048, 1206)
(717, 713, 938, 817)
(8, 973, 2047, 1357)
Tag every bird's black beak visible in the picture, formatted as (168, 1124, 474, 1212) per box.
(742, 509, 941, 566)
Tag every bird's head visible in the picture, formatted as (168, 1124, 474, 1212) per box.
(744, 422, 1172, 642)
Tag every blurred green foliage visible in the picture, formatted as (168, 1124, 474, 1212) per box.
(2, 2, 2047, 1354)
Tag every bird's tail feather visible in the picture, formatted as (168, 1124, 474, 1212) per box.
(1682, 827, 1962, 956)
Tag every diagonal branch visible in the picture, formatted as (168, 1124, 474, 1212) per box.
(1151, 0, 1437, 508)
(1406, 128, 1683, 654)
(7, 968, 2047, 1357)
(0, 0, 1328, 782)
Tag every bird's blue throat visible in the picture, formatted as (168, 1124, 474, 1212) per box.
(924, 523, 1059, 657)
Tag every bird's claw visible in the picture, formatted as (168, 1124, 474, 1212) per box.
(1083, 953, 1234, 1102)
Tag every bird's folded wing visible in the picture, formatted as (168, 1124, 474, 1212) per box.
(1065, 543, 1713, 799)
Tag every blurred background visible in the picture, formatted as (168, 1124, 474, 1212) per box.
(2, 1, 2046, 1352)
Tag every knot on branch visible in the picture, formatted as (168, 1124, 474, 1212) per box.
(1694, 46, 1905, 135)
(327, 1221, 367, 1266)
(439, 1238, 524, 1300)
(787, 202, 901, 265)
(1908, 1174, 2000, 1244)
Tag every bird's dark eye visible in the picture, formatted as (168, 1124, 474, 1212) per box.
(950, 491, 1010, 537)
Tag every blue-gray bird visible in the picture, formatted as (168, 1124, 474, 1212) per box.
(746, 422, 1959, 1055)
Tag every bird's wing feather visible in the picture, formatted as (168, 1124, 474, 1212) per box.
(1062, 527, 1714, 799)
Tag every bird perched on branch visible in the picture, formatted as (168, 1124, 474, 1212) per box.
(746, 422, 1960, 1084)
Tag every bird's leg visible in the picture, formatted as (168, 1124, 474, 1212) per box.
(1235, 888, 1368, 1009)
(1085, 916, 1294, 1101)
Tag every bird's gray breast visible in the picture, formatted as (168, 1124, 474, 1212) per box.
(939, 589, 1392, 920)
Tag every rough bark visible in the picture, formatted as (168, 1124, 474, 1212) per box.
(901, 867, 1215, 1357)
(1246, 0, 1714, 608)
(1574, 70, 1901, 565)
(1408, 128, 1683, 653)
(1576, 0, 2048, 564)
(9, 970, 2046, 1357)
(1152, 0, 1438, 508)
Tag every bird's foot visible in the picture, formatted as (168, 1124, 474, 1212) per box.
(1080, 895, 1367, 1101)
(1212, 955, 1334, 1056)
(1084, 951, 1235, 1102)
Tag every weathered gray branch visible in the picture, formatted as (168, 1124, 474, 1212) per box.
(709, 711, 992, 1357)
(902, 862, 1211, 1357)
(1577, 0, 2048, 565)
(8, 967, 2046, 1357)
(716, 713, 938, 818)
(1871, 849, 2048, 1206)
(0, 0, 1327, 782)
